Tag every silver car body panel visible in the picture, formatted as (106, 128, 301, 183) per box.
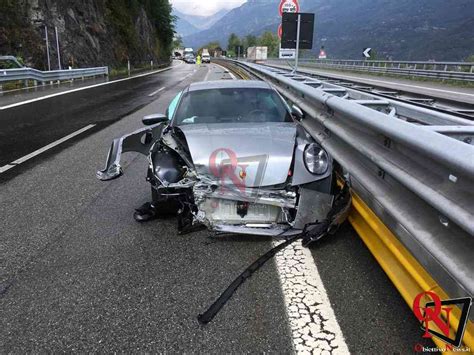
(178, 122, 297, 187)
(97, 122, 166, 181)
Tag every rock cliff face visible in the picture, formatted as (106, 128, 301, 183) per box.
(0, 0, 174, 69)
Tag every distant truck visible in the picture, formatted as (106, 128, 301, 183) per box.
(247, 46, 267, 63)
(184, 48, 194, 57)
(201, 48, 211, 63)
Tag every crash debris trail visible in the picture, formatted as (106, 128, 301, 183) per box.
(197, 183, 350, 324)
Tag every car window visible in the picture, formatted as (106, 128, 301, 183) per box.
(167, 92, 182, 119)
(173, 88, 292, 125)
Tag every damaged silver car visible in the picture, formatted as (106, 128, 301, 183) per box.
(97, 80, 350, 241)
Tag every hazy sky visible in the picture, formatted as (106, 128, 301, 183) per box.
(170, 0, 247, 16)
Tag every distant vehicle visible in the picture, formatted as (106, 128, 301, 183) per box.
(184, 54, 196, 64)
(202, 49, 211, 63)
(247, 46, 268, 63)
(184, 47, 194, 57)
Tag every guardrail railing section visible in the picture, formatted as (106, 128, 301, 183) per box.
(266, 58, 474, 82)
(0, 66, 109, 87)
(236, 62, 474, 342)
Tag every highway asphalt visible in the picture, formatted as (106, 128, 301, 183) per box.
(0, 62, 433, 353)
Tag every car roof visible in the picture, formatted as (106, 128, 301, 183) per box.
(187, 80, 272, 92)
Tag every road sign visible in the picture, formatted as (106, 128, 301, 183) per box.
(363, 48, 372, 58)
(319, 48, 327, 59)
(279, 0, 299, 17)
(281, 12, 314, 50)
(279, 46, 296, 59)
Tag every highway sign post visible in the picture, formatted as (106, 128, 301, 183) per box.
(281, 12, 315, 73)
(55, 26, 62, 70)
(278, 0, 299, 60)
(235, 45, 243, 59)
(44, 26, 51, 71)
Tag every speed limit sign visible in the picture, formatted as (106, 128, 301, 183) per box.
(279, 0, 299, 16)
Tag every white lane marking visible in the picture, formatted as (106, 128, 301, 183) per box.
(0, 66, 176, 110)
(274, 240, 349, 354)
(148, 87, 166, 97)
(181, 73, 193, 81)
(227, 71, 237, 80)
(0, 124, 96, 174)
(215, 63, 237, 80)
(203, 65, 212, 81)
(293, 66, 474, 98)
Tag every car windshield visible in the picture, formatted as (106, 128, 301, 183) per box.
(173, 88, 292, 125)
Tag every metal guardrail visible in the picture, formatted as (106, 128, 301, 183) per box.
(266, 58, 474, 82)
(0, 66, 109, 84)
(235, 61, 474, 325)
(0, 55, 23, 68)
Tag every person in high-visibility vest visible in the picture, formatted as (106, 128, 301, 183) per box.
(196, 55, 201, 65)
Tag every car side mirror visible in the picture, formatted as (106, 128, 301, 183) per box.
(142, 113, 168, 125)
(291, 105, 304, 120)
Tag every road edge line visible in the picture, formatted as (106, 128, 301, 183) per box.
(0, 124, 96, 173)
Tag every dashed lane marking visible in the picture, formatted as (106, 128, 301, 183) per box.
(148, 87, 166, 97)
(274, 240, 350, 354)
(181, 72, 193, 81)
(0, 124, 96, 174)
(214, 63, 238, 80)
(203, 65, 212, 81)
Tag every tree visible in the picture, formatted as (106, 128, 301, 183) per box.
(243, 34, 257, 51)
(227, 33, 241, 53)
(258, 31, 279, 57)
(172, 36, 183, 49)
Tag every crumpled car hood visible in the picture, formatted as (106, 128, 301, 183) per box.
(178, 122, 296, 187)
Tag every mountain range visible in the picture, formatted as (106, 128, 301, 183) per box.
(173, 8, 229, 37)
(180, 0, 474, 61)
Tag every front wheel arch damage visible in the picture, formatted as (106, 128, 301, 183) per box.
(96, 122, 166, 181)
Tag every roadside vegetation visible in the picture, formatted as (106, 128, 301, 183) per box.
(226, 32, 280, 57)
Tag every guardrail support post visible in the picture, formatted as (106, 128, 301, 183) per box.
(128, 60, 131, 77)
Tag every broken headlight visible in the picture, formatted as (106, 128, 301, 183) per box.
(303, 143, 329, 175)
